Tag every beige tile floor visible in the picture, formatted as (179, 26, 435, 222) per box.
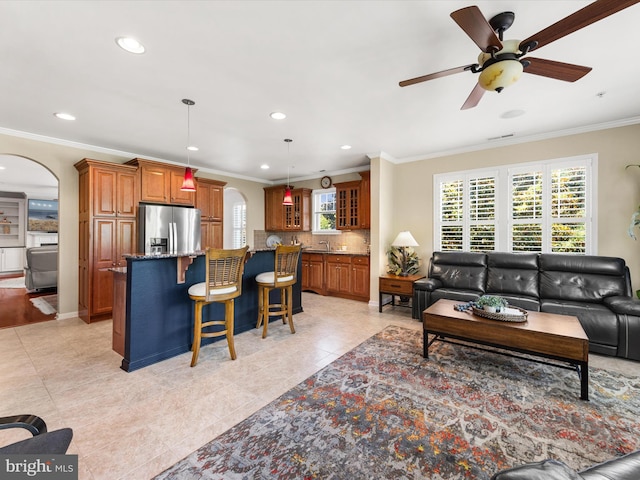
(1, 292, 638, 479)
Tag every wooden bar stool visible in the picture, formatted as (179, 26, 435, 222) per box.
(188, 246, 249, 366)
(256, 244, 301, 338)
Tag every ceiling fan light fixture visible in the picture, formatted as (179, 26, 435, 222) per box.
(478, 59, 523, 92)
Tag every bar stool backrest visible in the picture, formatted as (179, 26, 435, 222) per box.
(205, 246, 249, 302)
(274, 245, 301, 286)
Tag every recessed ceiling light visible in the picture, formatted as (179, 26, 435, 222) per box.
(340, 145, 352, 150)
(261, 164, 270, 170)
(500, 109, 525, 119)
(270, 112, 286, 120)
(187, 146, 199, 152)
(115, 36, 145, 54)
(54, 112, 76, 121)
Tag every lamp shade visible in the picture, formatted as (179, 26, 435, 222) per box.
(180, 167, 196, 191)
(282, 186, 293, 205)
(478, 59, 523, 92)
(391, 231, 419, 247)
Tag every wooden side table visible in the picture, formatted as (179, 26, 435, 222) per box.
(379, 274, 426, 312)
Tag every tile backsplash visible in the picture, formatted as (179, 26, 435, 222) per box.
(254, 230, 370, 254)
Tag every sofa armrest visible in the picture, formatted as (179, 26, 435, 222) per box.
(491, 459, 581, 480)
(603, 296, 640, 316)
(581, 450, 640, 480)
(414, 278, 442, 292)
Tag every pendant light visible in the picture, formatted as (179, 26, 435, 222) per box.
(282, 138, 293, 205)
(180, 98, 196, 192)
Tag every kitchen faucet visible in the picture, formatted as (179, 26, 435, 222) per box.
(319, 240, 330, 252)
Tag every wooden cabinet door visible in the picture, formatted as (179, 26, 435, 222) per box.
(264, 186, 284, 230)
(92, 218, 116, 316)
(336, 181, 361, 230)
(309, 255, 324, 291)
(359, 171, 370, 229)
(116, 218, 136, 266)
(170, 169, 195, 205)
(196, 180, 225, 221)
(301, 255, 311, 290)
(210, 184, 223, 221)
(326, 256, 351, 294)
(92, 168, 117, 216)
(351, 262, 370, 299)
(140, 165, 170, 203)
(196, 182, 212, 219)
(117, 171, 138, 217)
(201, 221, 223, 249)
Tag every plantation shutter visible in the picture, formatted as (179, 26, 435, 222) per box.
(550, 165, 587, 253)
(469, 175, 496, 251)
(440, 179, 463, 250)
(510, 170, 543, 252)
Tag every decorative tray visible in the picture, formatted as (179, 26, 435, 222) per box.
(471, 306, 528, 323)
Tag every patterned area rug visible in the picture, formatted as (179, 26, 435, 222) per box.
(155, 326, 640, 479)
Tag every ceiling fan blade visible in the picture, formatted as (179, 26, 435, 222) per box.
(524, 57, 592, 82)
(399, 64, 476, 87)
(451, 6, 502, 53)
(520, 0, 640, 52)
(461, 83, 485, 110)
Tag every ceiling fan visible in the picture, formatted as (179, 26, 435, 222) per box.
(399, 0, 640, 110)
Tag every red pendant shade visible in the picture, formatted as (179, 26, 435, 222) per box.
(180, 167, 196, 191)
(282, 186, 293, 205)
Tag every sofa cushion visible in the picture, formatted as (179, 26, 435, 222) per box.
(496, 294, 540, 312)
(540, 254, 628, 302)
(541, 299, 619, 351)
(430, 288, 481, 305)
(580, 450, 640, 480)
(430, 252, 487, 292)
(487, 252, 539, 298)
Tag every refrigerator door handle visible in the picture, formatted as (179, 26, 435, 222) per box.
(168, 222, 174, 254)
(171, 222, 177, 254)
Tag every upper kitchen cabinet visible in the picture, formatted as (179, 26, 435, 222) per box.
(264, 186, 311, 231)
(196, 178, 226, 222)
(126, 158, 196, 206)
(264, 185, 285, 231)
(335, 172, 370, 230)
(196, 178, 226, 249)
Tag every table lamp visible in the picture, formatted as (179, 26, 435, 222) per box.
(391, 231, 419, 276)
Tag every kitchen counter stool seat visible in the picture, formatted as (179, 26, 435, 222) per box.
(256, 245, 301, 338)
(188, 246, 249, 366)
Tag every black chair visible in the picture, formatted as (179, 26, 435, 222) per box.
(0, 414, 72, 454)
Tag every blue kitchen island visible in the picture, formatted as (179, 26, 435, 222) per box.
(117, 250, 302, 372)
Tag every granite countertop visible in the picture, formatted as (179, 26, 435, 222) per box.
(123, 251, 205, 260)
(251, 247, 369, 256)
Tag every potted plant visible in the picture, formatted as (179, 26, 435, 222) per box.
(476, 295, 508, 313)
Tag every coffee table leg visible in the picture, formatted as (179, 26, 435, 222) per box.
(580, 362, 589, 401)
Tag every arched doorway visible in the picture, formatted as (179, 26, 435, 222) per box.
(0, 155, 59, 327)
(223, 188, 247, 248)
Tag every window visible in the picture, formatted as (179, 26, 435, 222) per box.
(312, 188, 337, 233)
(232, 202, 246, 248)
(434, 155, 595, 254)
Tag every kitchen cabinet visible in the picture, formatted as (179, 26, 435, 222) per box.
(301, 252, 324, 294)
(264, 186, 311, 231)
(0, 247, 25, 272)
(334, 172, 370, 230)
(264, 185, 285, 231)
(196, 178, 226, 249)
(126, 158, 196, 206)
(303, 253, 369, 302)
(75, 159, 139, 323)
(284, 188, 311, 231)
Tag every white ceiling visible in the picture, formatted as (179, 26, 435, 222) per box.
(1, 0, 640, 187)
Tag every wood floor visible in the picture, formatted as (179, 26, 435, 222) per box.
(0, 274, 57, 329)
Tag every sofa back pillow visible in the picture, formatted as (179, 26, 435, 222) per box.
(430, 252, 487, 292)
(486, 252, 539, 298)
(539, 254, 629, 302)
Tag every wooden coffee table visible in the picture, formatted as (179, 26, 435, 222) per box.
(423, 299, 590, 400)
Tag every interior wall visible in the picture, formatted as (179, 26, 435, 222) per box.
(391, 123, 640, 289)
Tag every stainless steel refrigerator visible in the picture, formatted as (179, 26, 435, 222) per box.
(138, 203, 201, 255)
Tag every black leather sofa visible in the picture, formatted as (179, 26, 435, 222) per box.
(492, 450, 640, 479)
(413, 251, 640, 360)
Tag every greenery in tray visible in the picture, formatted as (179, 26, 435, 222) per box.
(386, 246, 420, 276)
(475, 295, 508, 311)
